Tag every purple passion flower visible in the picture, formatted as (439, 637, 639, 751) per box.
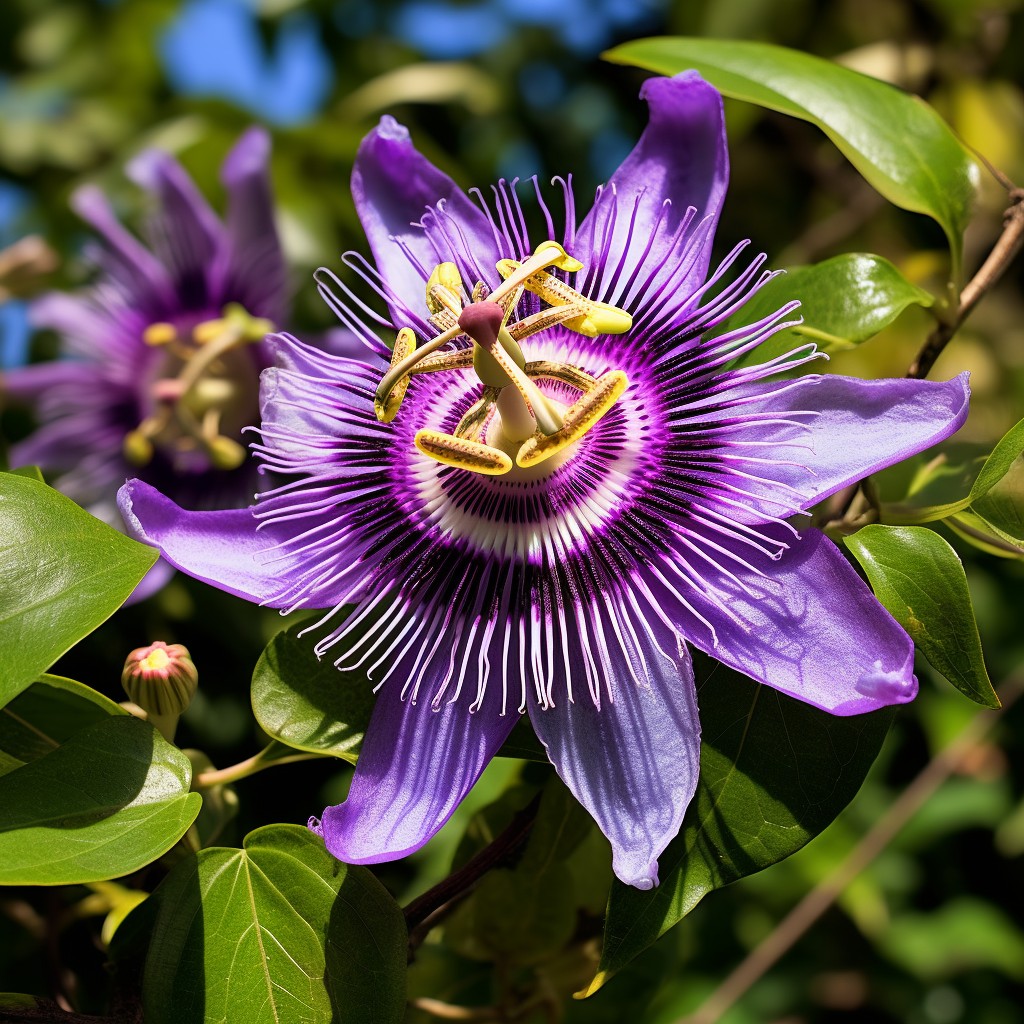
(117, 74, 970, 888)
(2, 128, 287, 521)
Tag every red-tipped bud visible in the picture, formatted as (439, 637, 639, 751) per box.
(121, 641, 198, 718)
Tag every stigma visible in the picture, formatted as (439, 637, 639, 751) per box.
(124, 303, 272, 472)
(374, 241, 633, 476)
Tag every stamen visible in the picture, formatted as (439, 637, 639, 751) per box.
(525, 360, 597, 391)
(374, 327, 417, 423)
(143, 322, 177, 346)
(496, 260, 632, 336)
(488, 240, 582, 307)
(414, 429, 512, 475)
(517, 370, 627, 468)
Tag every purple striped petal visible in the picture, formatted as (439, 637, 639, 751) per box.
(118, 480, 286, 606)
(660, 526, 917, 715)
(575, 72, 728, 308)
(529, 604, 699, 889)
(316, 647, 520, 863)
(352, 116, 499, 326)
(710, 372, 971, 525)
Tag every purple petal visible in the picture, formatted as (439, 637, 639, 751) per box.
(126, 148, 226, 309)
(117, 480, 284, 606)
(1, 360, 96, 401)
(317, 661, 519, 864)
(660, 527, 917, 715)
(351, 115, 499, 326)
(575, 72, 728, 307)
(528, 605, 700, 890)
(713, 372, 971, 524)
(217, 127, 289, 322)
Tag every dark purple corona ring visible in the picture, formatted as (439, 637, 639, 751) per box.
(118, 73, 970, 889)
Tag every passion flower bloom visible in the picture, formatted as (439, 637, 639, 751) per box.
(118, 73, 970, 888)
(2, 128, 287, 522)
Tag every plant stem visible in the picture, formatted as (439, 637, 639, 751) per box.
(907, 187, 1024, 380)
(404, 792, 541, 954)
(192, 744, 327, 788)
(677, 676, 1023, 1024)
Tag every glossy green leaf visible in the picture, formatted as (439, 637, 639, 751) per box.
(882, 417, 1024, 524)
(604, 38, 977, 276)
(0, 673, 126, 764)
(590, 659, 892, 992)
(0, 473, 159, 707)
(846, 525, 998, 707)
(946, 458, 1024, 558)
(729, 254, 934, 366)
(0, 716, 201, 884)
(9, 466, 44, 482)
(142, 824, 407, 1024)
(251, 616, 374, 762)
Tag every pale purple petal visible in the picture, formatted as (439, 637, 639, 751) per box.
(529, 603, 699, 889)
(316, 655, 519, 864)
(575, 72, 728, 307)
(352, 115, 499, 325)
(1, 360, 95, 401)
(705, 372, 971, 525)
(118, 480, 285, 606)
(217, 126, 288, 323)
(660, 527, 917, 715)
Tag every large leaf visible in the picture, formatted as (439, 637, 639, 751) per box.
(845, 525, 998, 708)
(0, 673, 126, 764)
(589, 659, 892, 991)
(730, 253, 934, 366)
(0, 716, 200, 884)
(142, 824, 407, 1024)
(604, 38, 977, 276)
(0, 473, 158, 707)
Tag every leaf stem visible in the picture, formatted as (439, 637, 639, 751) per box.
(675, 676, 1024, 1024)
(192, 744, 327, 788)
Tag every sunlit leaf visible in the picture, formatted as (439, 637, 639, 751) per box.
(0, 716, 201, 884)
(142, 824, 407, 1024)
(604, 38, 978, 277)
(729, 253, 935, 366)
(0, 473, 158, 707)
(588, 660, 891, 991)
(846, 525, 998, 707)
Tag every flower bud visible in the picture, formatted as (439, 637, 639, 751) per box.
(121, 641, 198, 718)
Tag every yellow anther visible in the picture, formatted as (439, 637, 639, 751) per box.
(496, 262, 632, 338)
(490, 240, 583, 307)
(454, 388, 501, 442)
(123, 429, 155, 466)
(207, 435, 247, 470)
(528, 240, 583, 274)
(143, 322, 177, 347)
(516, 370, 627, 468)
(415, 428, 512, 476)
(426, 263, 464, 316)
(192, 318, 229, 345)
(374, 328, 417, 423)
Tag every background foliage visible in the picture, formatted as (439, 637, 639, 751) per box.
(2, 0, 1024, 1021)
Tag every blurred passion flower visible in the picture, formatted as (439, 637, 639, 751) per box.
(1, 128, 287, 525)
(118, 74, 970, 888)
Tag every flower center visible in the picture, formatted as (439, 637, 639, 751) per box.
(123, 303, 271, 472)
(373, 241, 633, 477)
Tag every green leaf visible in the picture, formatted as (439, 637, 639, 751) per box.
(0, 716, 201, 884)
(846, 525, 998, 707)
(0, 674, 126, 764)
(142, 824, 407, 1024)
(882, 417, 1024, 524)
(590, 660, 892, 991)
(729, 254, 934, 366)
(251, 616, 374, 762)
(9, 466, 44, 482)
(604, 38, 977, 276)
(0, 474, 159, 707)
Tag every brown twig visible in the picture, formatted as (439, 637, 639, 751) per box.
(907, 187, 1024, 380)
(676, 676, 1023, 1024)
(404, 793, 540, 956)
